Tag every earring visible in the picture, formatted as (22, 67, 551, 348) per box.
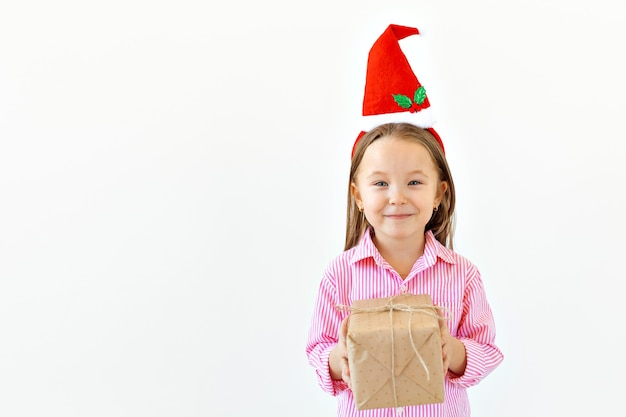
(433, 205, 439, 212)
(358, 205, 364, 212)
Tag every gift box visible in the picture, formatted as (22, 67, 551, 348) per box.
(346, 294, 444, 410)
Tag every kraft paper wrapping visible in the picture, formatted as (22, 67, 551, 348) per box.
(346, 294, 444, 410)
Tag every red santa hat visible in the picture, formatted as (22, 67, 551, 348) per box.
(352, 24, 445, 156)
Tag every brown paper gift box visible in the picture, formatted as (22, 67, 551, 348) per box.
(346, 294, 444, 410)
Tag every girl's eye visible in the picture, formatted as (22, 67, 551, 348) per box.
(408, 180, 422, 185)
(374, 181, 388, 186)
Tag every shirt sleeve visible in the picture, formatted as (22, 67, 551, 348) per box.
(448, 265, 504, 388)
(305, 271, 350, 396)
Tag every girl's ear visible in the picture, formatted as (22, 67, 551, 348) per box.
(435, 180, 448, 206)
(351, 182, 362, 207)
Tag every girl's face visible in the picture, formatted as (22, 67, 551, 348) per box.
(351, 136, 447, 244)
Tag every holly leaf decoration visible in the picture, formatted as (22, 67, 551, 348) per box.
(393, 94, 412, 109)
(414, 86, 427, 105)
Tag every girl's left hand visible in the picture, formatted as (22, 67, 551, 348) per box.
(436, 307, 452, 375)
(435, 306, 467, 377)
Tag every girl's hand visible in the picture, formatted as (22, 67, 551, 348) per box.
(338, 316, 352, 388)
(438, 308, 452, 375)
(329, 315, 352, 389)
(436, 306, 467, 377)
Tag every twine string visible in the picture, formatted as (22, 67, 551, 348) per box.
(389, 306, 398, 409)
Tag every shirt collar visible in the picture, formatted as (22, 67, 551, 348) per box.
(349, 228, 457, 266)
(349, 228, 383, 266)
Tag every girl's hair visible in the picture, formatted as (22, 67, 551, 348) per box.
(344, 123, 456, 250)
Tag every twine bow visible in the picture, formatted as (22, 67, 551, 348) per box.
(337, 296, 451, 411)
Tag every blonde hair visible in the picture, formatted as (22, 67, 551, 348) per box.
(344, 123, 456, 250)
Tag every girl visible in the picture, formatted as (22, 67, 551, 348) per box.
(305, 122, 503, 417)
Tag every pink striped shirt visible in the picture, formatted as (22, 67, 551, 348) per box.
(305, 229, 503, 417)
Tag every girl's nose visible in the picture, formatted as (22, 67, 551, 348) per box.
(389, 187, 408, 205)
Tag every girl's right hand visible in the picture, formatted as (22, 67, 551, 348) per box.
(329, 315, 352, 389)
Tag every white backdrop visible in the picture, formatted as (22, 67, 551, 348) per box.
(1, 1, 625, 416)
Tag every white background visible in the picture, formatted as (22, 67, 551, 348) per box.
(1, 1, 625, 416)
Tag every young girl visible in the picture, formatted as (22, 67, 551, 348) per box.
(305, 122, 504, 416)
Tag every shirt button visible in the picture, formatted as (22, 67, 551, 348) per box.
(400, 285, 407, 294)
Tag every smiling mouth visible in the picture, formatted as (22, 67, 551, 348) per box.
(385, 214, 413, 219)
